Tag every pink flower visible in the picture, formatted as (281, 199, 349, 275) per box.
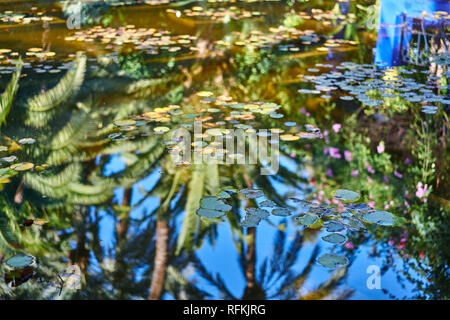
(351, 170, 359, 177)
(394, 170, 403, 178)
(368, 201, 375, 208)
(377, 142, 385, 154)
(329, 147, 341, 159)
(365, 162, 375, 174)
(332, 123, 341, 133)
(415, 182, 428, 198)
(289, 152, 296, 158)
(325, 168, 333, 177)
(344, 150, 352, 162)
(344, 242, 354, 250)
(323, 147, 329, 155)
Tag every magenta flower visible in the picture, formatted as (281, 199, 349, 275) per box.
(416, 182, 428, 198)
(332, 123, 341, 133)
(325, 168, 333, 177)
(351, 170, 358, 177)
(344, 242, 354, 250)
(329, 147, 341, 159)
(394, 170, 403, 178)
(365, 162, 375, 174)
(344, 150, 352, 162)
(377, 142, 385, 154)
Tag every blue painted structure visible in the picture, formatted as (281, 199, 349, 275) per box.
(375, 0, 449, 67)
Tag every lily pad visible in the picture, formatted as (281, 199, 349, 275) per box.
(333, 189, 360, 201)
(199, 196, 232, 212)
(322, 233, 347, 244)
(238, 188, 264, 199)
(324, 221, 345, 232)
(259, 199, 276, 208)
(197, 208, 228, 218)
(271, 208, 292, 216)
(317, 253, 348, 269)
(6, 255, 35, 268)
(114, 119, 136, 127)
(10, 162, 34, 171)
(245, 207, 270, 219)
(361, 210, 396, 226)
(296, 214, 319, 226)
(18, 138, 36, 145)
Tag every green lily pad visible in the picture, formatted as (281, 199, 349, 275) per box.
(324, 221, 345, 232)
(6, 255, 35, 268)
(18, 138, 36, 145)
(271, 208, 292, 216)
(114, 119, 136, 127)
(199, 196, 232, 212)
(240, 214, 262, 227)
(333, 189, 360, 201)
(259, 200, 276, 208)
(238, 188, 264, 199)
(361, 210, 396, 226)
(197, 208, 228, 218)
(322, 233, 347, 244)
(317, 253, 348, 269)
(296, 214, 319, 226)
(245, 207, 270, 219)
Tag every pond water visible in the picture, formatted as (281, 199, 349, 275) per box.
(0, 0, 449, 300)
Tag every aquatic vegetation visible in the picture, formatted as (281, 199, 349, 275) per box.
(300, 61, 449, 114)
(0, 0, 447, 301)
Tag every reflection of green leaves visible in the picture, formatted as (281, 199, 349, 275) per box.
(317, 253, 348, 269)
(0, 61, 21, 130)
(25, 53, 86, 127)
(176, 165, 204, 254)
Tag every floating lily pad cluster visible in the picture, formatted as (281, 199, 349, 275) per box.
(290, 189, 400, 269)
(167, 6, 265, 23)
(0, 138, 48, 185)
(215, 27, 320, 51)
(110, 93, 322, 166)
(65, 26, 195, 56)
(300, 61, 449, 114)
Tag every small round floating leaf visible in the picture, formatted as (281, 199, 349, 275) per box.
(197, 208, 228, 218)
(1, 156, 17, 162)
(317, 253, 348, 269)
(259, 200, 276, 208)
(322, 233, 347, 244)
(361, 210, 396, 226)
(333, 189, 360, 201)
(10, 162, 34, 171)
(245, 207, 270, 219)
(324, 221, 345, 232)
(114, 119, 136, 127)
(238, 188, 264, 199)
(216, 190, 231, 199)
(280, 134, 300, 141)
(18, 138, 36, 145)
(297, 214, 319, 226)
(200, 196, 232, 212)
(154, 126, 170, 133)
(6, 255, 34, 268)
(272, 208, 292, 216)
